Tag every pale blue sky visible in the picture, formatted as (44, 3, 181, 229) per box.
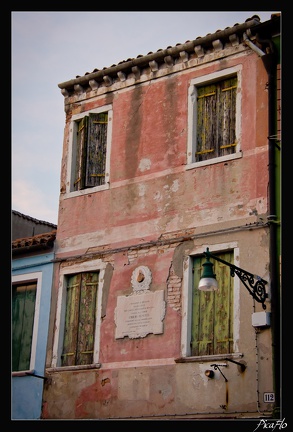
(12, 11, 278, 225)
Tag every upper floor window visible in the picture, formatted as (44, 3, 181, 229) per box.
(12, 273, 42, 372)
(196, 77, 237, 162)
(67, 105, 113, 194)
(187, 66, 242, 168)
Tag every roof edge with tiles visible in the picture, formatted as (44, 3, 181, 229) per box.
(58, 15, 280, 98)
(12, 230, 57, 255)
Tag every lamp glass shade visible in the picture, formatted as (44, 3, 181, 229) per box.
(198, 253, 218, 291)
(198, 277, 218, 291)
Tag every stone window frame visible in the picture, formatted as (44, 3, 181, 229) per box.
(186, 65, 243, 170)
(12, 272, 43, 374)
(51, 259, 106, 368)
(180, 242, 241, 359)
(64, 104, 113, 198)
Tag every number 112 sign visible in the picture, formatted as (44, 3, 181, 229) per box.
(263, 392, 275, 403)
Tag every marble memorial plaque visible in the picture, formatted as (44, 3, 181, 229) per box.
(115, 290, 166, 339)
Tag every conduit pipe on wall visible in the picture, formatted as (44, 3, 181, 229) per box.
(243, 30, 280, 415)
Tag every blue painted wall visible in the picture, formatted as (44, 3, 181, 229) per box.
(12, 252, 54, 420)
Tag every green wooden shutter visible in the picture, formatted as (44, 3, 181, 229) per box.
(74, 116, 88, 191)
(61, 274, 81, 366)
(62, 272, 98, 366)
(213, 252, 234, 354)
(196, 83, 217, 162)
(76, 272, 98, 365)
(219, 77, 237, 157)
(85, 112, 108, 188)
(196, 77, 237, 162)
(191, 252, 233, 356)
(12, 283, 37, 371)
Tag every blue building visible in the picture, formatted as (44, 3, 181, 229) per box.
(12, 211, 56, 419)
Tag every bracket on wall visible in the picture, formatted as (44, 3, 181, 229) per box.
(210, 363, 228, 382)
(225, 357, 247, 372)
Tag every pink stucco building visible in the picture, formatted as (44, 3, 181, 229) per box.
(43, 14, 281, 420)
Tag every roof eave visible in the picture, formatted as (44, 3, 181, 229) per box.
(58, 17, 263, 91)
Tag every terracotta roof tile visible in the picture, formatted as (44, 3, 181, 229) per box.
(58, 14, 273, 97)
(12, 230, 57, 253)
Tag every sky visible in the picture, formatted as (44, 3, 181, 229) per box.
(11, 11, 279, 225)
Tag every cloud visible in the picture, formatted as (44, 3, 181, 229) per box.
(11, 11, 276, 228)
(12, 179, 58, 225)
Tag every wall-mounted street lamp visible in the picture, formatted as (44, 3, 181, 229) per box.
(198, 248, 268, 309)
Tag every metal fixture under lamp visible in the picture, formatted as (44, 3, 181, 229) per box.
(198, 248, 268, 309)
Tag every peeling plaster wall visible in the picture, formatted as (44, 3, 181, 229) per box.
(57, 53, 268, 256)
(44, 230, 273, 419)
(44, 44, 274, 419)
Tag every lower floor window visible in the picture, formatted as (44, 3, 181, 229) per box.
(191, 251, 234, 356)
(61, 272, 99, 366)
(12, 282, 37, 371)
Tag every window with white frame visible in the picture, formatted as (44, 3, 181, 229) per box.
(191, 250, 234, 356)
(61, 272, 99, 366)
(187, 66, 242, 167)
(181, 245, 240, 358)
(68, 105, 113, 194)
(52, 261, 106, 368)
(12, 273, 42, 372)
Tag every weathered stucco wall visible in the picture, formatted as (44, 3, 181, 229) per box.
(56, 52, 268, 256)
(44, 228, 273, 419)
(44, 40, 274, 419)
(43, 359, 272, 420)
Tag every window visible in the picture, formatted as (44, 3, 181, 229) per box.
(191, 250, 234, 356)
(52, 260, 106, 368)
(196, 77, 237, 162)
(61, 272, 99, 366)
(187, 66, 242, 167)
(12, 282, 37, 371)
(68, 105, 112, 194)
(12, 272, 42, 372)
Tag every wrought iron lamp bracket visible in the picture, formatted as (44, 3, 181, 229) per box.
(230, 266, 267, 309)
(210, 364, 228, 382)
(204, 249, 268, 309)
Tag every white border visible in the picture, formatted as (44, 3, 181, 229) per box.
(65, 104, 113, 197)
(12, 272, 43, 371)
(52, 259, 107, 368)
(181, 242, 240, 358)
(187, 65, 242, 168)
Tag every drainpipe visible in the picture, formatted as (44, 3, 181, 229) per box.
(243, 31, 280, 416)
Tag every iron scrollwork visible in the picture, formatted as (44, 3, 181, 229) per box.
(204, 249, 268, 309)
